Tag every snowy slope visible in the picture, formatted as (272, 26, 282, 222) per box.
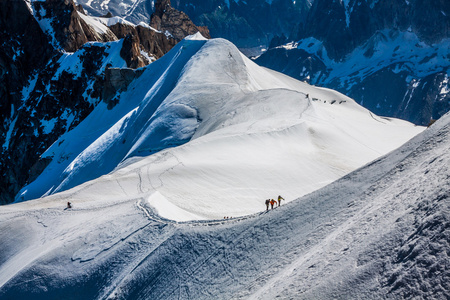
(0, 109, 448, 299)
(16, 37, 423, 221)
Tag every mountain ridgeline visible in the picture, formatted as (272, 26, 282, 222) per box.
(256, 0, 450, 125)
(75, 0, 311, 52)
(0, 0, 208, 204)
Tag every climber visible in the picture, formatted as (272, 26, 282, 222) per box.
(265, 199, 270, 211)
(278, 195, 284, 206)
(270, 199, 277, 209)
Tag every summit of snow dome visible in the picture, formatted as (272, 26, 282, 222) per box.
(185, 32, 208, 41)
(16, 38, 424, 221)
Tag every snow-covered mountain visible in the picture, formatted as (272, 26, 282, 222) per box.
(16, 36, 423, 220)
(256, 0, 450, 125)
(2, 1, 447, 297)
(0, 0, 206, 204)
(0, 86, 448, 298)
(68, 0, 450, 124)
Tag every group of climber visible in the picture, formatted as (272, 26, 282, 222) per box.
(265, 195, 284, 211)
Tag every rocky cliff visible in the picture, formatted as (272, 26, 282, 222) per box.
(32, 0, 117, 52)
(108, 21, 178, 63)
(150, 0, 210, 41)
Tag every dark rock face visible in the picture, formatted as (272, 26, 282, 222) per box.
(0, 0, 57, 204)
(102, 68, 145, 109)
(256, 0, 450, 125)
(135, 25, 178, 58)
(108, 22, 178, 61)
(150, 0, 211, 41)
(120, 34, 149, 69)
(0, 0, 55, 120)
(33, 0, 118, 52)
(0, 43, 110, 204)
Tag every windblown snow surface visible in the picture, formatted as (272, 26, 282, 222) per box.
(2, 37, 448, 299)
(1, 36, 448, 298)
(1, 102, 449, 298)
(16, 37, 423, 223)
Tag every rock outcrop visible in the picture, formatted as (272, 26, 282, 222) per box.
(32, 0, 118, 52)
(102, 68, 145, 109)
(135, 25, 178, 58)
(120, 34, 148, 69)
(108, 22, 177, 62)
(150, 0, 210, 41)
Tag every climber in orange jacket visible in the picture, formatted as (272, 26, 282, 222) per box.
(270, 199, 277, 209)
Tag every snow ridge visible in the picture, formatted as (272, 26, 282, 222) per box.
(17, 37, 423, 223)
(16, 38, 208, 202)
(0, 112, 448, 299)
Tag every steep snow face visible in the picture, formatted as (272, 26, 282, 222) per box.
(77, 11, 114, 36)
(17, 38, 424, 221)
(16, 38, 208, 203)
(54, 40, 127, 82)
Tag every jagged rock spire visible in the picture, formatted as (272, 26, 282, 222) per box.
(150, 0, 210, 41)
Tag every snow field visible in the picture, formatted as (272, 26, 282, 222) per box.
(16, 38, 424, 222)
(2, 109, 447, 298)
